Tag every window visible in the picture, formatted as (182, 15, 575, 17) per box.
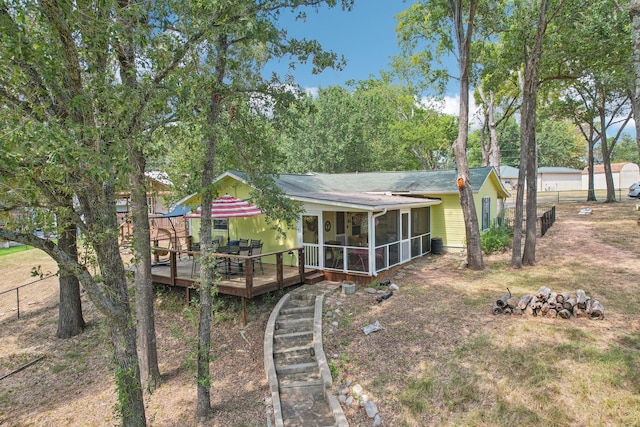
(481, 197, 491, 230)
(214, 218, 228, 230)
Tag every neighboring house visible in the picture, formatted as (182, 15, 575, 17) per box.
(116, 171, 172, 216)
(581, 162, 640, 191)
(116, 171, 179, 246)
(537, 167, 582, 191)
(499, 165, 519, 191)
(184, 166, 509, 281)
(500, 165, 583, 192)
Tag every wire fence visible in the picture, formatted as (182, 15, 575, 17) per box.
(0, 274, 59, 323)
(499, 189, 629, 232)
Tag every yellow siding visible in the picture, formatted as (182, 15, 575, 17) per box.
(430, 195, 467, 250)
(187, 178, 297, 259)
(428, 172, 505, 251)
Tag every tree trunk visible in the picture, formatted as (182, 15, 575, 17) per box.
(77, 183, 147, 426)
(110, 316, 147, 427)
(587, 129, 597, 201)
(630, 0, 640, 162)
(114, 0, 161, 391)
(129, 148, 161, 392)
(511, 2, 550, 267)
(57, 221, 85, 339)
(478, 87, 501, 172)
(521, 0, 549, 266)
(451, 0, 483, 270)
(197, 34, 229, 422)
(599, 108, 617, 203)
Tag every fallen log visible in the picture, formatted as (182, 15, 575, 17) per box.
(492, 304, 504, 315)
(496, 294, 511, 308)
(546, 309, 557, 318)
(563, 296, 576, 311)
(535, 286, 551, 302)
(588, 300, 604, 320)
(506, 296, 518, 309)
(576, 289, 588, 309)
(540, 303, 550, 315)
(525, 304, 535, 316)
(573, 307, 587, 318)
(517, 295, 533, 310)
(558, 309, 571, 319)
(556, 292, 569, 304)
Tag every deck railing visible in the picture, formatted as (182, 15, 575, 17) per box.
(152, 245, 306, 298)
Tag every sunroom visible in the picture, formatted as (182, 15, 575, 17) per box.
(291, 191, 441, 278)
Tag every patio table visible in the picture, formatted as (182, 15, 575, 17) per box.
(349, 248, 368, 271)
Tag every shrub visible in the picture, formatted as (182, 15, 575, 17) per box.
(481, 223, 513, 254)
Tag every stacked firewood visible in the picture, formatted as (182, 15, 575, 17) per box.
(492, 287, 604, 320)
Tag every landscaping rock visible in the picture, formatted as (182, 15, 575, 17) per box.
(352, 383, 363, 397)
(373, 413, 382, 426)
(364, 400, 378, 418)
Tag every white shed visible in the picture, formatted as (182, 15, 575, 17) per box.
(581, 162, 640, 190)
(537, 167, 583, 191)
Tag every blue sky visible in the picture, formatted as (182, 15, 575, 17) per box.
(266, 1, 408, 91)
(264, 2, 635, 137)
(264, 1, 467, 118)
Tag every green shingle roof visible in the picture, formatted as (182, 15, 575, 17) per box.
(273, 166, 497, 195)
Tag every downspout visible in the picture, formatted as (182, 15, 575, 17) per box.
(369, 209, 387, 276)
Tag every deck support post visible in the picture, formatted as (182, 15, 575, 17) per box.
(169, 251, 177, 286)
(276, 253, 284, 290)
(241, 297, 247, 327)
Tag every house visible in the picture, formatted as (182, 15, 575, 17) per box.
(499, 165, 519, 191)
(116, 171, 173, 216)
(581, 162, 640, 190)
(184, 166, 509, 282)
(116, 171, 188, 250)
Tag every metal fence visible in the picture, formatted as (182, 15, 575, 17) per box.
(500, 202, 556, 231)
(0, 275, 58, 322)
(540, 206, 556, 236)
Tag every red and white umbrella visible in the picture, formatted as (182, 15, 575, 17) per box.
(185, 194, 262, 241)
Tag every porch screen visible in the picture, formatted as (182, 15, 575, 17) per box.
(411, 207, 430, 235)
(375, 210, 398, 244)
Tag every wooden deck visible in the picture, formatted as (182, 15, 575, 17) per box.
(149, 247, 314, 324)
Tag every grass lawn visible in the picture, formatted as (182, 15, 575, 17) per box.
(1, 199, 639, 426)
(322, 199, 640, 426)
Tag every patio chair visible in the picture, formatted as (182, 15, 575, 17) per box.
(250, 239, 261, 247)
(250, 242, 264, 274)
(190, 243, 201, 277)
(239, 238, 249, 248)
(213, 235, 223, 246)
(228, 246, 251, 275)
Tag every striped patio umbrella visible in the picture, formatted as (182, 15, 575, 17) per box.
(185, 194, 263, 242)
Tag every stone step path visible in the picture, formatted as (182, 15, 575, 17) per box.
(264, 282, 348, 427)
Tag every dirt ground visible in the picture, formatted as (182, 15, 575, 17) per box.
(1, 199, 639, 426)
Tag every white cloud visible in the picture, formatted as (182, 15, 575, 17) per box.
(305, 87, 319, 98)
(421, 92, 483, 131)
